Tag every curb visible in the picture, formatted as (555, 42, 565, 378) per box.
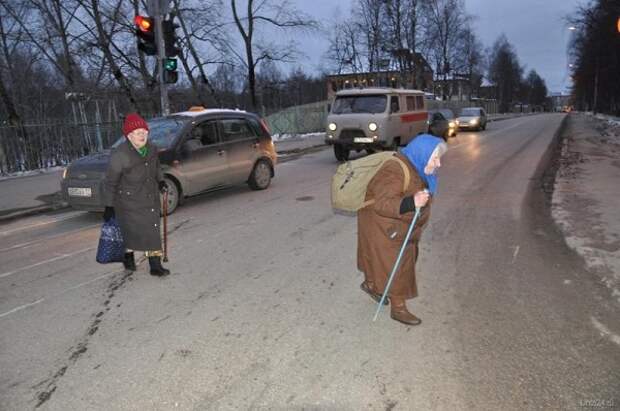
(0, 202, 69, 223)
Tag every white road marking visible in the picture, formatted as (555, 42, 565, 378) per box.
(0, 211, 85, 237)
(563, 279, 572, 285)
(0, 246, 94, 279)
(512, 245, 520, 263)
(0, 270, 118, 319)
(591, 317, 620, 347)
(0, 223, 99, 253)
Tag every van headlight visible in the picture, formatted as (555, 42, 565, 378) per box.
(328, 122, 337, 131)
(368, 122, 378, 132)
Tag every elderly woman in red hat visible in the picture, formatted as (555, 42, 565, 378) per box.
(102, 113, 170, 276)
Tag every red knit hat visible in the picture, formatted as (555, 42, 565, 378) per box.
(122, 113, 149, 136)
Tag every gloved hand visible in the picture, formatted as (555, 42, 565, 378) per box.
(158, 180, 168, 193)
(103, 206, 115, 222)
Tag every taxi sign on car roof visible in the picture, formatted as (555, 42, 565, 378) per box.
(188, 106, 206, 111)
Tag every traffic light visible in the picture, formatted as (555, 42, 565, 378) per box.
(134, 15, 156, 55)
(163, 58, 178, 84)
(162, 19, 181, 57)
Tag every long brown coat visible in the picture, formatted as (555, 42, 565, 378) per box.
(357, 153, 431, 300)
(103, 140, 163, 251)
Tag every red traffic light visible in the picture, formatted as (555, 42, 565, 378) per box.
(134, 15, 153, 32)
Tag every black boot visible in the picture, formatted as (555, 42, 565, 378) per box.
(123, 252, 136, 271)
(148, 256, 170, 277)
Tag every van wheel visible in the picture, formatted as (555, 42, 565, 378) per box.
(334, 145, 350, 162)
(160, 176, 180, 216)
(248, 159, 272, 190)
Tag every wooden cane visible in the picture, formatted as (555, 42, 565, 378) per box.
(163, 189, 169, 262)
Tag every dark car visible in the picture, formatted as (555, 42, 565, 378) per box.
(428, 109, 458, 140)
(457, 107, 487, 131)
(61, 107, 277, 215)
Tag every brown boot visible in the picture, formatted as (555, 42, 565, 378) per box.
(390, 297, 421, 326)
(360, 282, 388, 305)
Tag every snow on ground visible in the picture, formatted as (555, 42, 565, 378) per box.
(551, 113, 620, 302)
(271, 132, 325, 142)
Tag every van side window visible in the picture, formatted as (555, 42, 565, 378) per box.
(415, 95, 424, 110)
(406, 96, 415, 111)
(390, 96, 400, 113)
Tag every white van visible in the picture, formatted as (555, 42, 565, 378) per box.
(325, 88, 428, 161)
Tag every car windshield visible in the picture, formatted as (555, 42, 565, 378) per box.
(440, 109, 455, 119)
(112, 117, 187, 149)
(332, 95, 387, 114)
(460, 108, 481, 116)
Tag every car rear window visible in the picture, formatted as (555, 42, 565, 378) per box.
(332, 95, 387, 114)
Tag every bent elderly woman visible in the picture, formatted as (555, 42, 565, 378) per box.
(358, 135, 447, 325)
(103, 113, 170, 276)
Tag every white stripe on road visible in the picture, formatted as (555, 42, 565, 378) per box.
(0, 270, 118, 319)
(0, 246, 94, 279)
(591, 317, 620, 347)
(0, 211, 86, 237)
(0, 223, 100, 253)
(512, 245, 520, 264)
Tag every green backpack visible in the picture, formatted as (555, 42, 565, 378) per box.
(331, 151, 411, 212)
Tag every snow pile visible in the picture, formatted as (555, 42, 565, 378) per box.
(271, 132, 325, 142)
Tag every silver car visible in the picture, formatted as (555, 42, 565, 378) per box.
(61, 107, 278, 215)
(457, 107, 487, 131)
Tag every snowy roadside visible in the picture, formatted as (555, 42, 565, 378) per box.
(0, 165, 65, 182)
(551, 113, 620, 302)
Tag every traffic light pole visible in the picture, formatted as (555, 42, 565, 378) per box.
(153, 2, 170, 116)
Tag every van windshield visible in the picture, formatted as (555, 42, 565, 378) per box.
(332, 95, 387, 114)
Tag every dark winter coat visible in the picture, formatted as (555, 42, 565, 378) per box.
(103, 140, 163, 251)
(357, 153, 432, 300)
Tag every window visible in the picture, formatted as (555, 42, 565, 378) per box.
(415, 95, 424, 110)
(406, 96, 415, 111)
(220, 119, 256, 142)
(390, 96, 400, 113)
(198, 121, 218, 145)
(432, 112, 445, 122)
(331, 95, 387, 114)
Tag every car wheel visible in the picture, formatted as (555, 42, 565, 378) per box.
(482, 123, 487, 130)
(334, 145, 350, 162)
(160, 176, 180, 216)
(248, 159, 272, 190)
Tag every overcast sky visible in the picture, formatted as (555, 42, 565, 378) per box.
(283, 0, 581, 94)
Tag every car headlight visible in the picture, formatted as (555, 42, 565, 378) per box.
(368, 122, 378, 132)
(328, 122, 337, 131)
(448, 121, 455, 128)
(455, 120, 460, 125)
(470, 118, 478, 125)
(62, 168, 68, 179)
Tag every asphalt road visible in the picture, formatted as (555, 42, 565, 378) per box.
(1, 114, 618, 410)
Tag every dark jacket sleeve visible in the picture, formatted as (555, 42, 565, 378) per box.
(103, 149, 124, 207)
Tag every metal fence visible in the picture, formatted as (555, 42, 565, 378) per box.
(0, 121, 122, 174)
(264, 101, 329, 136)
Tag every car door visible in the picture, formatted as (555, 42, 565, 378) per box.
(176, 119, 228, 194)
(218, 118, 259, 183)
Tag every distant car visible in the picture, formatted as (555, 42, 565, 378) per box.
(457, 107, 487, 131)
(61, 107, 277, 215)
(428, 109, 458, 140)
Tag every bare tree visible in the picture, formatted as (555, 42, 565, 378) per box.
(172, 0, 225, 107)
(230, 0, 317, 109)
(488, 34, 523, 112)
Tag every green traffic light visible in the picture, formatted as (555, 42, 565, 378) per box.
(164, 58, 177, 71)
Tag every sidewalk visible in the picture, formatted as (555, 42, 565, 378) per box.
(551, 112, 620, 302)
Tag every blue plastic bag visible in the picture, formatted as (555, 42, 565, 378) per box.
(96, 218, 125, 264)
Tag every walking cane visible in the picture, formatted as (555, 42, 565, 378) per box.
(162, 189, 169, 262)
(373, 206, 422, 322)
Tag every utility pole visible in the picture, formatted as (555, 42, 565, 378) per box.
(145, 0, 170, 116)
